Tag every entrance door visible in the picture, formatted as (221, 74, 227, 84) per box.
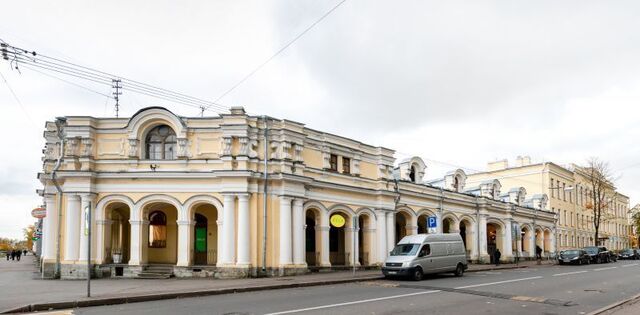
(194, 214, 208, 265)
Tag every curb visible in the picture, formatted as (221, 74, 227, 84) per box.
(0, 275, 384, 314)
(586, 292, 640, 315)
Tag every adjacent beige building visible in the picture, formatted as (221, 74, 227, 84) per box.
(467, 157, 632, 251)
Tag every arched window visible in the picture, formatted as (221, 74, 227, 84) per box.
(145, 125, 177, 160)
(149, 211, 167, 248)
(453, 176, 460, 191)
(409, 166, 416, 182)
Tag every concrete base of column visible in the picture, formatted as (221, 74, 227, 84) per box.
(60, 263, 97, 279)
(41, 260, 58, 279)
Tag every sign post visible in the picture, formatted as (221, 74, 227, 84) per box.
(427, 216, 437, 234)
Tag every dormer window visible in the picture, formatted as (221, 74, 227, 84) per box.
(329, 154, 338, 171)
(146, 125, 177, 160)
(409, 166, 416, 182)
(342, 157, 351, 174)
(453, 176, 459, 191)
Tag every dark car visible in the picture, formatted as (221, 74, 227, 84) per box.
(618, 249, 640, 260)
(583, 246, 611, 264)
(600, 247, 617, 262)
(558, 249, 590, 265)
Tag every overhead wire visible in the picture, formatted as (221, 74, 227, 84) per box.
(0, 69, 36, 126)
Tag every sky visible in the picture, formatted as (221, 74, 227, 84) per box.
(1, 0, 640, 239)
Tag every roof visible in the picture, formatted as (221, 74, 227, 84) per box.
(397, 233, 463, 244)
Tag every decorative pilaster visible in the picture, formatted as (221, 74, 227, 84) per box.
(318, 226, 331, 266)
(81, 138, 94, 157)
(236, 194, 251, 266)
(222, 137, 232, 156)
(95, 219, 113, 264)
(279, 196, 293, 266)
(64, 195, 81, 261)
(128, 139, 139, 158)
(129, 219, 149, 266)
(78, 194, 96, 262)
(177, 138, 190, 158)
(386, 212, 395, 253)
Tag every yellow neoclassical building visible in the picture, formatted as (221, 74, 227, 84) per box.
(38, 107, 556, 279)
(467, 157, 632, 251)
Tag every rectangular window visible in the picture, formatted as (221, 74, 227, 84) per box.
(550, 178, 555, 198)
(562, 183, 566, 201)
(342, 157, 351, 174)
(329, 154, 338, 172)
(149, 225, 167, 248)
(557, 180, 560, 199)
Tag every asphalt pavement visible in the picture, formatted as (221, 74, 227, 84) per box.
(48, 260, 640, 315)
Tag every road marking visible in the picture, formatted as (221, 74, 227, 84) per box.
(263, 290, 441, 315)
(454, 276, 543, 289)
(594, 267, 617, 271)
(622, 263, 639, 268)
(553, 270, 589, 277)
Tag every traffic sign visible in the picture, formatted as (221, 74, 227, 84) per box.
(31, 207, 46, 219)
(427, 216, 437, 234)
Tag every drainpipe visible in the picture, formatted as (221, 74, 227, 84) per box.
(261, 116, 269, 275)
(52, 117, 67, 278)
(476, 197, 481, 263)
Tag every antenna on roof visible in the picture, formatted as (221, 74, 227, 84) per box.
(112, 79, 122, 117)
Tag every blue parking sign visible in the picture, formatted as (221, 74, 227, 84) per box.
(428, 216, 437, 228)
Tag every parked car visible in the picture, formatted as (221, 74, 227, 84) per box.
(601, 247, 617, 262)
(618, 249, 640, 260)
(558, 249, 590, 265)
(583, 246, 611, 264)
(382, 233, 468, 281)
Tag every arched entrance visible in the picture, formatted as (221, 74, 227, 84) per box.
(305, 208, 322, 266)
(192, 204, 218, 266)
(486, 222, 503, 264)
(521, 226, 532, 257)
(417, 213, 431, 234)
(329, 211, 351, 266)
(543, 229, 552, 255)
(106, 202, 131, 264)
(443, 217, 455, 233)
(535, 228, 544, 255)
(144, 202, 178, 264)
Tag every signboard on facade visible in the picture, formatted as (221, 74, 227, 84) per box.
(31, 207, 46, 219)
(330, 214, 346, 228)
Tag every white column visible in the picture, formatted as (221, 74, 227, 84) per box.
(128, 220, 148, 266)
(353, 226, 360, 266)
(319, 226, 330, 266)
(237, 194, 251, 266)
(478, 215, 488, 260)
(550, 228, 557, 254)
(221, 194, 236, 265)
(279, 196, 293, 266)
(42, 195, 58, 260)
(78, 194, 95, 262)
(346, 226, 355, 266)
(470, 222, 479, 259)
(529, 230, 536, 257)
(176, 220, 193, 266)
(386, 212, 395, 252)
(216, 219, 223, 265)
(376, 210, 387, 263)
(64, 195, 81, 262)
(292, 199, 305, 266)
(503, 221, 513, 261)
(436, 211, 443, 234)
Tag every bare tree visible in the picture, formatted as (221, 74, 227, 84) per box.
(630, 205, 640, 247)
(581, 158, 617, 246)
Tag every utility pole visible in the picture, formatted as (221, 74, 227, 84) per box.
(111, 79, 122, 117)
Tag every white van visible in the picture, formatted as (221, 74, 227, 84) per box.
(382, 233, 468, 281)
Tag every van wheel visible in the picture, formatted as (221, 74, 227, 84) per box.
(454, 264, 464, 277)
(412, 268, 424, 281)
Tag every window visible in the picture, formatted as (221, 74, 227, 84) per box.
(342, 157, 351, 174)
(329, 154, 338, 171)
(562, 183, 566, 201)
(550, 178, 555, 198)
(418, 244, 431, 257)
(556, 180, 560, 199)
(145, 125, 177, 160)
(409, 166, 416, 182)
(149, 211, 167, 248)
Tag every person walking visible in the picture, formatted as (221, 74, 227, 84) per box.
(5, 251, 9, 261)
(494, 248, 501, 266)
(16, 249, 21, 261)
(536, 245, 543, 260)
(23, 250, 27, 256)
(10, 249, 15, 261)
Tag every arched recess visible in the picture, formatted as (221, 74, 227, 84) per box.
(486, 219, 505, 263)
(543, 228, 552, 254)
(356, 208, 376, 266)
(520, 224, 533, 257)
(416, 209, 435, 234)
(327, 205, 355, 266)
(303, 201, 329, 267)
(442, 213, 458, 233)
(395, 208, 415, 243)
(184, 195, 222, 266)
(535, 227, 544, 251)
(133, 194, 182, 265)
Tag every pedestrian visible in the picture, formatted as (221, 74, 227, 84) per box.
(16, 250, 21, 261)
(10, 250, 15, 261)
(5, 251, 8, 261)
(494, 248, 501, 266)
(536, 245, 543, 260)
(23, 250, 27, 256)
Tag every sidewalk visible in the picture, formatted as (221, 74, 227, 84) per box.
(0, 257, 553, 313)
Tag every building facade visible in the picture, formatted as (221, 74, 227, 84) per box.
(38, 107, 556, 279)
(467, 157, 632, 251)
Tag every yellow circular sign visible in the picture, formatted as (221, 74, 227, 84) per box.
(330, 214, 346, 228)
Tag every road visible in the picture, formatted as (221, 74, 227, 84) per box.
(57, 260, 640, 315)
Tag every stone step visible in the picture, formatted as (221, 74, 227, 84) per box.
(136, 272, 172, 279)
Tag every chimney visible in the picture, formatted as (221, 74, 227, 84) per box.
(515, 156, 532, 167)
(230, 106, 246, 115)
